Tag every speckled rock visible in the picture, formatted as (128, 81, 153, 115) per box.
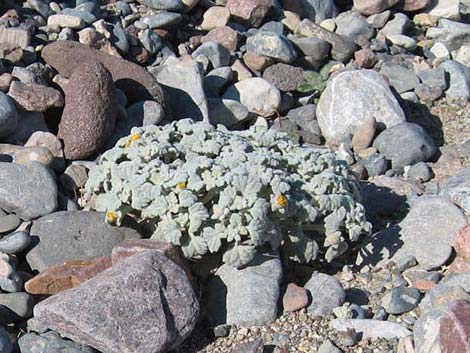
(8, 81, 63, 112)
(34, 250, 198, 353)
(262, 63, 304, 92)
(18, 331, 97, 353)
(246, 32, 298, 63)
(58, 62, 117, 160)
(41, 41, 164, 104)
(226, 0, 271, 28)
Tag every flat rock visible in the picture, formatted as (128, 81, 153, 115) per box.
(58, 61, 117, 160)
(34, 250, 198, 353)
(304, 272, 345, 316)
(25, 257, 112, 295)
(41, 41, 164, 104)
(207, 98, 250, 127)
(156, 56, 208, 121)
(439, 60, 470, 100)
(246, 32, 298, 63)
(373, 123, 437, 168)
(441, 168, 470, 213)
(295, 19, 357, 62)
(0, 161, 57, 221)
(330, 319, 412, 339)
(316, 69, 405, 144)
(26, 211, 141, 272)
(0, 231, 30, 254)
(0, 214, 20, 234)
(8, 81, 63, 112)
(262, 63, 304, 92)
(205, 253, 282, 326)
(426, 19, 470, 52)
(380, 63, 420, 93)
(223, 77, 280, 117)
(18, 331, 97, 353)
(381, 287, 421, 314)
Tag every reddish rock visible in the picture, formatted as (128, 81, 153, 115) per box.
(353, 0, 400, 15)
(414, 279, 437, 291)
(226, 0, 271, 28)
(8, 81, 64, 112)
(58, 62, 116, 160)
(439, 300, 470, 353)
(454, 225, 470, 262)
(243, 51, 274, 72)
(201, 26, 239, 54)
(449, 256, 470, 274)
(41, 41, 164, 104)
(283, 283, 309, 312)
(25, 257, 112, 295)
(402, 0, 430, 11)
(355, 49, 377, 69)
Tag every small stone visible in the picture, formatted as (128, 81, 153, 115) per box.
(0, 292, 34, 321)
(25, 131, 64, 171)
(453, 225, 470, 262)
(0, 231, 31, 254)
(0, 91, 18, 138)
(305, 272, 345, 316)
(0, 214, 20, 234)
(231, 59, 253, 81)
(25, 257, 112, 295)
(428, 0, 461, 20)
(381, 287, 421, 314)
(223, 78, 281, 117)
(407, 162, 433, 182)
(359, 153, 388, 177)
(402, 0, 430, 11)
(439, 60, 470, 100)
(288, 35, 331, 61)
(226, 0, 271, 28)
(430, 42, 450, 60)
(352, 116, 375, 152)
(34, 250, 198, 353)
(246, 32, 297, 64)
(367, 10, 392, 28)
(8, 81, 63, 112)
(415, 84, 443, 102)
(0, 73, 12, 92)
(413, 13, 438, 26)
(262, 63, 304, 92)
(281, 10, 301, 32)
(386, 34, 417, 50)
(353, 0, 400, 15)
(318, 339, 342, 353)
(283, 283, 309, 312)
(142, 12, 182, 29)
(201, 26, 239, 54)
(380, 63, 420, 93)
(373, 123, 437, 168)
(231, 338, 264, 353)
(58, 61, 117, 160)
(201, 6, 230, 30)
(330, 319, 411, 339)
(380, 13, 410, 36)
(207, 98, 250, 127)
(18, 331, 96, 353)
(354, 48, 377, 68)
(0, 26, 30, 49)
(335, 10, 375, 47)
(242, 51, 274, 72)
(417, 68, 447, 91)
(192, 41, 231, 69)
(47, 14, 84, 29)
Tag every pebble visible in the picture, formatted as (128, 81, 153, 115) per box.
(0, 292, 34, 322)
(373, 123, 437, 168)
(407, 162, 433, 182)
(304, 272, 345, 316)
(359, 153, 388, 177)
(246, 32, 297, 64)
(47, 14, 84, 29)
(330, 319, 411, 339)
(226, 0, 271, 28)
(0, 231, 31, 254)
(0, 214, 20, 234)
(381, 287, 421, 314)
(192, 41, 231, 69)
(283, 283, 309, 312)
(380, 63, 420, 94)
(224, 77, 281, 117)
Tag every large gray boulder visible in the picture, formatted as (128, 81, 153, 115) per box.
(441, 168, 470, 213)
(316, 70, 406, 144)
(34, 250, 199, 353)
(439, 60, 470, 100)
(26, 211, 141, 272)
(0, 162, 57, 221)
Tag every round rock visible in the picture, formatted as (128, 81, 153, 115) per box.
(0, 231, 31, 254)
(381, 287, 421, 314)
(304, 272, 345, 316)
(58, 62, 117, 160)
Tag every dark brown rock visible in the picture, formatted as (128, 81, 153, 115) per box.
(439, 300, 470, 353)
(34, 250, 199, 353)
(226, 0, 271, 28)
(58, 61, 116, 160)
(8, 81, 64, 112)
(262, 63, 304, 92)
(283, 283, 309, 312)
(41, 41, 164, 104)
(25, 257, 112, 295)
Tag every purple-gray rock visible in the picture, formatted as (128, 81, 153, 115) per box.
(58, 62, 117, 160)
(26, 211, 141, 272)
(34, 250, 199, 353)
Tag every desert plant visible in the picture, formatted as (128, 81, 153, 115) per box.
(85, 119, 371, 267)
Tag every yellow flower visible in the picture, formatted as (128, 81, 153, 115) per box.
(177, 182, 186, 190)
(276, 194, 288, 208)
(124, 133, 141, 148)
(106, 211, 117, 224)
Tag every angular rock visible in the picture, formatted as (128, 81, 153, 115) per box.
(288, 35, 331, 61)
(226, 0, 271, 28)
(330, 319, 411, 339)
(201, 6, 231, 31)
(0, 162, 57, 221)
(381, 287, 421, 314)
(439, 60, 470, 100)
(335, 10, 375, 47)
(426, 19, 470, 52)
(441, 168, 470, 213)
(295, 19, 357, 62)
(8, 81, 63, 112)
(223, 78, 281, 117)
(192, 41, 231, 69)
(380, 63, 420, 93)
(25, 257, 112, 295)
(18, 331, 97, 353)
(26, 211, 141, 272)
(58, 62, 117, 160)
(201, 26, 239, 54)
(353, 0, 401, 15)
(305, 273, 345, 316)
(246, 32, 297, 63)
(299, 0, 338, 23)
(205, 253, 282, 326)
(283, 283, 309, 312)
(428, 0, 461, 20)
(438, 299, 470, 352)
(316, 69, 406, 144)
(0, 26, 30, 49)
(0, 91, 17, 138)
(156, 56, 208, 121)
(207, 98, 250, 127)
(262, 63, 304, 91)
(139, 0, 183, 11)
(34, 250, 198, 353)
(380, 13, 410, 36)
(41, 41, 164, 104)
(142, 12, 182, 29)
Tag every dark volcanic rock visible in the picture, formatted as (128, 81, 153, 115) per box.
(26, 211, 141, 272)
(58, 62, 117, 160)
(34, 250, 199, 353)
(41, 41, 164, 104)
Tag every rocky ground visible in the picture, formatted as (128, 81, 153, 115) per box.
(0, 0, 469, 353)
